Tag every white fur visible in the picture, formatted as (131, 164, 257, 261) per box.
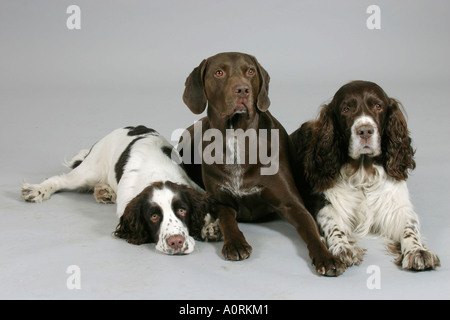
(317, 163, 439, 270)
(114, 135, 202, 216)
(349, 115, 381, 159)
(21, 127, 203, 255)
(320, 164, 417, 239)
(152, 188, 195, 254)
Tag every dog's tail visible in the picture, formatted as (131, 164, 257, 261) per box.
(63, 149, 90, 169)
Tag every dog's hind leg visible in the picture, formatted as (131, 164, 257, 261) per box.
(22, 152, 104, 203)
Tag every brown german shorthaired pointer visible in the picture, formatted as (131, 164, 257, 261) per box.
(179, 52, 345, 276)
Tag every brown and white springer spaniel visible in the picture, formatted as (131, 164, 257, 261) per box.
(22, 126, 221, 255)
(290, 81, 440, 271)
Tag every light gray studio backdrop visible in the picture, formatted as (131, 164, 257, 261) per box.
(1, 0, 449, 300)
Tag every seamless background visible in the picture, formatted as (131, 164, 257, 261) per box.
(1, 0, 449, 299)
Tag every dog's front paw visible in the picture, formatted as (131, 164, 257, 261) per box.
(21, 183, 50, 203)
(313, 252, 347, 277)
(201, 214, 222, 242)
(222, 239, 252, 261)
(330, 243, 366, 267)
(401, 248, 440, 271)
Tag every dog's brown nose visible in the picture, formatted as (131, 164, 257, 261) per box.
(167, 235, 185, 250)
(356, 125, 374, 139)
(233, 85, 250, 98)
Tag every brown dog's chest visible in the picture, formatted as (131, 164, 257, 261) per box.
(206, 163, 276, 222)
(220, 164, 262, 197)
(200, 113, 288, 222)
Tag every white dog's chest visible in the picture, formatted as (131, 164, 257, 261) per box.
(323, 165, 388, 228)
(322, 163, 412, 237)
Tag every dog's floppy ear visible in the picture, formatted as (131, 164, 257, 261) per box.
(382, 98, 416, 180)
(250, 55, 270, 112)
(183, 59, 208, 114)
(181, 186, 212, 240)
(114, 191, 152, 245)
(304, 103, 344, 192)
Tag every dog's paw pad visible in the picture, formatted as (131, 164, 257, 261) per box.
(94, 184, 116, 204)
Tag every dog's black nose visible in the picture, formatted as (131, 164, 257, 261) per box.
(233, 85, 250, 98)
(167, 235, 185, 250)
(356, 125, 374, 139)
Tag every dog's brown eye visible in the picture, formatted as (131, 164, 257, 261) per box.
(375, 104, 383, 111)
(214, 69, 225, 78)
(247, 68, 255, 76)
(150, 214, 160, 223)
(343, 106, 350, 113)
(177, 208, 187, 217)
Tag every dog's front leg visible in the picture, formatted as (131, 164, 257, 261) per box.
(316, 205, 366, 267)
(217, 204, 252, 261)
(283, 202, 347, 276)
(372, 181, 440, 271)
(398, 223, 440, 270)
(388, 210, 440, 271)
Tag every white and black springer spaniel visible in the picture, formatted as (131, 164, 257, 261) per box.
(22, 126, 221, 255)
(290, 81, 440, 271)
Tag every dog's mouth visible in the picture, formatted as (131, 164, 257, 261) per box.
(351, 141, 381, 159)
(220, 100, 249, 118)
(361, 145, 375, 154)
(226, 104, 250, 128)
(232, 102, 248, 115)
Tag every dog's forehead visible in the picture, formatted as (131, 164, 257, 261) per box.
(207, 52, 254, 69)
(337, 81, 388, 102)
(150, 187, 176, 209)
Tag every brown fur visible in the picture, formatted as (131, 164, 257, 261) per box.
(181, 52, 345, 276)
(114, 181, 218, 245)
(291, 81, 416, 195)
